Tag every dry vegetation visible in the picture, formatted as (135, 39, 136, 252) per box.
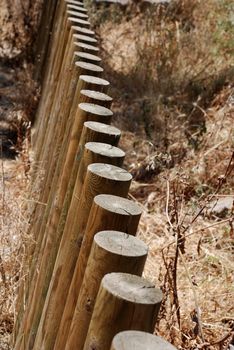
(0, 0, 233, 349)
(87, 0, 234, 348)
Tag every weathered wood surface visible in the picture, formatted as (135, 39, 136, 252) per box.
(55, 195, 142, 348)
(62, 231, 148, 350)
(33, 164, 132, 350)
(84, 272, 163, 350)
(111, 331, 177, 350)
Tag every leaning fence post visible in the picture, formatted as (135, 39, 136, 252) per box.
(55, 193, 143, 346)
(61, 231, 148, 350)
(83, 273, 163, 350)
(110, 331, 177, 350)
(32, 164, 132, 350)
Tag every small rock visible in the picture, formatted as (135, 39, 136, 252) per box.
(207, 197, 233, 218)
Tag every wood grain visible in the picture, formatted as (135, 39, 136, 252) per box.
(84, 273, 163, 350)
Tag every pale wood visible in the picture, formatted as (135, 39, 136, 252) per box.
(33, 12, 92, 148)
(68, 16, 90, 27)
(33, 165, 132, 349)
(32, 104, 113, 265)
(59, 231, 147, 350)
(13, 2, 94, 344)
(73, 33, 98, 43)
(28, 63, 105, 250)
(19, 123, 121, 349)
(74, 41, 100, 53)
(80, 90, 112, 107)
(111, 331, 177, 350)
(84, 273, 163, 350)
(67, 4, 88, 12)
(13, 1, 70, 341)
(72, 25, 95, 36)
(33, 12, 91, 150)
(19, 142, 125, 347)
(55, 194, 142, 348)
(65, 0, 84, 6)
(67, 9, 89, 19)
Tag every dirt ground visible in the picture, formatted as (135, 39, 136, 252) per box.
(0, 0, 233, 349)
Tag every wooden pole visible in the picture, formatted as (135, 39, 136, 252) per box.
(67, 4, 88, 12)
(72, 25, 95, 36)
(66, 0, 84, 5)
(59, 231, 148, 350)
(55, 194, 142, 348)
(67, 9, 89, 19)
(110, 331, 177, 350)
(65, 0, 84, 6)
(80, 90, 112, 107)
(32, 103, 113, 249)
(33, 0, 59, 82)
(83, 273, 163, 350)
(16, 125, 121, 350)
(33, 14, 92, 151)
(19, 147, 125, 350)
(29, 66, 105, 249)
(73, 33, 98, 44)
(74, 41, 100, 54)
(74, 51, 102, 64)
(33, 165, 132, 350)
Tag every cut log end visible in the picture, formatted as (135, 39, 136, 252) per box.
(68, 17, 91, 26)
(111, 331, 177, 350)
(72, 26, 95, 36)
(67, 4, 88, 13)
(88, 163, 132, 182)
(73, 33, 97, 43)
(75, 61, 103, 73)
(80, 75, 110, 86)
(66, 10, 89, 19)
(81, 91, 112, 102)
(95, 231, 148, 257)
(74, 41, 100, 52)
(71, 26, 95, 35)
(94, 194, 142, 216)
(102, 272, 163, 305)
(85, 142, 125, 159)
(79, 103, 113, 116)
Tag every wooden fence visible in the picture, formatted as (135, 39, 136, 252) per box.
(13, 0, 177, 349)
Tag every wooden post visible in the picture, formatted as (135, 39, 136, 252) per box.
(16, 126, 121, 350)
(74, 41, 100, 54)
(29, 67, 106, 250)
(33, 0, 59, 82)
(58, 231, 148, 350)
(65, 0, 84, 6)
(80, 90, 112, 107)
(33, 165, 132, 350)
(67, 4, 88, 12)
(110, 331, 177, 350)
(67, 10, 89, 20)
(72, 25, 95, 36)
(74, 33, 97, 44)
(66, 0, 84, 5)
(67, 10, 89, 19)
(74, 51, 102, 64)
(33, 14, 92, 151)
(32, 103, 113, 251)
(55, 194, 143, 348)
(83, 273, 163, 350)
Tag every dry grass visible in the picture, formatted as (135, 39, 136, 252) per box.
(0, 156, 29, 349)
(89, 0, 234, 348)
(0, 0, 233, 349)
(120, 83, 234, 350)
